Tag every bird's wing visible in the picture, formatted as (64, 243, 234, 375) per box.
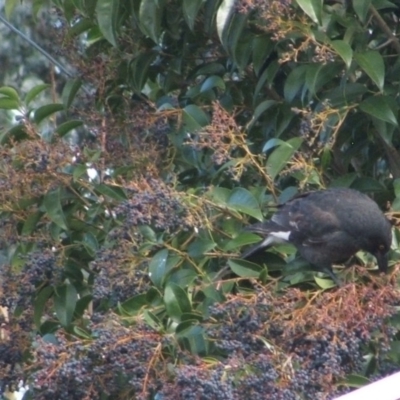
(271, 196, 342, 246)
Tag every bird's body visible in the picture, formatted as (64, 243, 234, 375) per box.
(243, 188, 392, 285)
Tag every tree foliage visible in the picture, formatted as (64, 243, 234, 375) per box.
(1, 0, 400, 399)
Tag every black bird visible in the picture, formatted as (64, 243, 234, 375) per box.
(242, 188, 392, 285)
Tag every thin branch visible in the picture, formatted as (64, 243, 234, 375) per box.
(369, 5, 400, 54)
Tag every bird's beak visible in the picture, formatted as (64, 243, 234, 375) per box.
(375, 252, 388, 273)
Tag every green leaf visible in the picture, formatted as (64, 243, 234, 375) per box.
(0, 98, 20, 110)
(228, 259, 264, 278)
(96, 0, 120, 46)
(330, 40, 353, 69)
(314, 276, 336, 289)
(54, 284, 78, 327)
(183, 0, 204, 31)
(0, 86, 20, 101)
(62, 79, 82, 109)
(34, 103, 64, 124)
(353, 0, 372, 22)
(359, 96, 398, 126)
(266, 137, 303, 180)
(43, 188, 68, 230)
(216, 0, 235, 42)
(200, 76, 226, 93)
(94, 183, 127, 200)
(188, 238, 217, 258)
(149, 249, 180, 287)
(129, 51, 157, 92)
(305, 63, 340, 97)
(5, 0, 19, 18)
(252, 35, 274, 76)
(118, 293, 148, 316)
(223, 233, 263, 251)
(208, 186, 231, 204)
(56, 120, 83, 136)
(34, 286, 54, 329)
(227, 188, 263, 221)
(355, 51, 385, 91)
(351, 177, 386, 192)
(394, 178, 400, 198)
(67, 18, 95, 38)
(164, 283, 192, 322)
(143, 310, 163, 331)
(248, 100, 277, 129)
(342, 374, 370, 387)
(81, 232, 99, 256)
(139, 0, 163, 43)
(25, 84, 50, 105)
(284, 65, 307, 102)
(74, 295, 93, 319)
(21, 211, 43, 236)
(183, 104, 209, 130)
(295, 0, 323, 24)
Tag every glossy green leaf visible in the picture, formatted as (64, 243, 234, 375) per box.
(74, 295, 93, 319)
(183, 104, 209, 130)
(188, 238, 216, 258)
(183, 0, 204, 31)
(143, 310, 163, 331)
(67, 18, 95, 38)
(252, 35, 274, 76)
(314, 276, 336, 289)
(34, 286, 54, 329)
(305, 63, 340, 97)
(54, 284, 78, 327)
(359, 96, 398, 126)
(62, 79, 82, 109)
(94, 183, 127, 200)
(266, 137, 303, 180)
(343, 374, 370, 387)
(248, 100, 277, 129)
(56, 120, 83, 136)
(223, 233, 263, 251)
(0, 86, 20, 101)
(200, 76, 226, 93)
(119, 293, 148, 316)
(34, 103, 64, 124)
(330, 40, 353, 69)
(96, 0, 120, 46)
(295, 0, 323, 24)
(353, 0, 372, 22)
(227, 188, 263, 221)
(139, 0, 163, 43)
(129, 51, 157, 92)
(21, 211, 43, 236)
(164, 283, 192, 321)
(43, 188, 68, 230)
(0, 98, 20, 110)
(225, 12, 250, 69)
(284, 65, 307, 102)
(216, 0, 235, 42)
(228, 259, 264, 278)
(148, 249, 181, 287)
(25, 84, 50, 105)
(355, 51, 385, 91)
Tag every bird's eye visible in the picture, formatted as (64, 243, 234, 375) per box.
(378, 244, 385, 251)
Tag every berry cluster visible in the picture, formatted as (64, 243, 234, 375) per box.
(29, 315, 162, 399)
(115, 177, 192, 233)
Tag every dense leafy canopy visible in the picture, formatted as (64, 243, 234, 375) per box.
(1, 0, 400, 399)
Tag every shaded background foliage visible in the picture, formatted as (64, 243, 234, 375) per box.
(1, 0, 400, 399)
